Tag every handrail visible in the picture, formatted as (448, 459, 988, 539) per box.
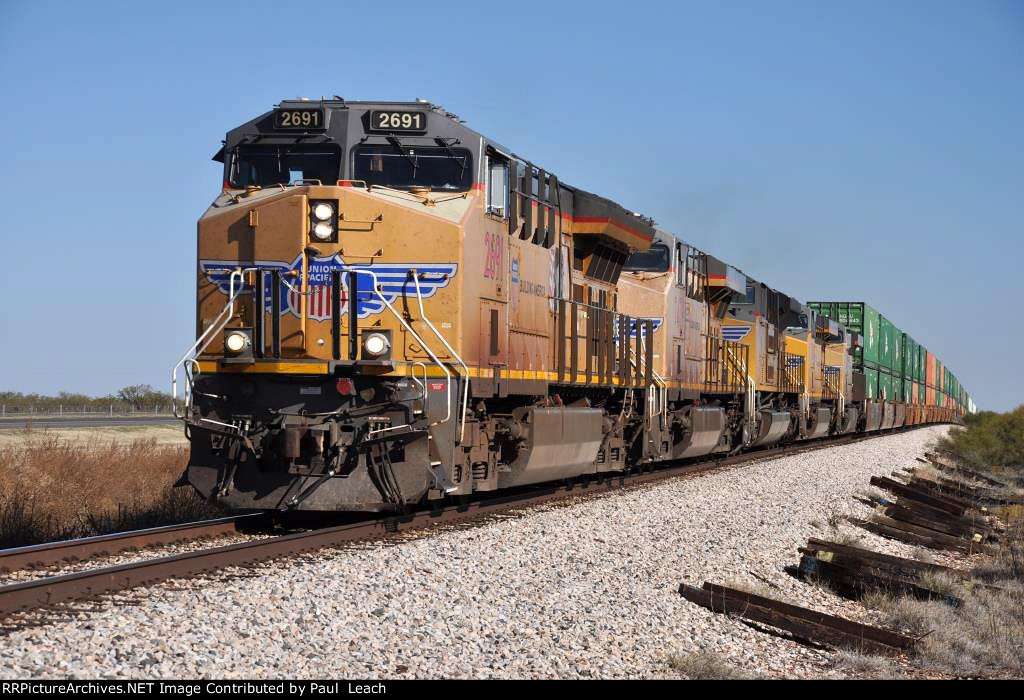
(342, 267, 453, 430)
(631, 328, 668, 431)
(412, 271, 470, 444)
(725, 344, 757, 439)
(343, 267, 458, 491)
(171, 268, 255, 420)
(410, 361, 428, 416)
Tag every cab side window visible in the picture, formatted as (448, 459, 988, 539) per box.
(486, 156, 509, 218)
(685, 249, 706, 301)
(735, 280, 755, 305)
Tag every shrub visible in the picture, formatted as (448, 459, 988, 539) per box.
(936, 406, 1024, 476)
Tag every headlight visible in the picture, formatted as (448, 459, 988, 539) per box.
(225, 331, 250, 354)
(312, 222, 334, 240)
(312, 203, 334, 221)
(363, 332, 389, 357)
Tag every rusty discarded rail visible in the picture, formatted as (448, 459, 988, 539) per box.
(679, 581, 916, 656)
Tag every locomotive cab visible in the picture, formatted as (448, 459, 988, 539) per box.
(182, 100, 483, 512)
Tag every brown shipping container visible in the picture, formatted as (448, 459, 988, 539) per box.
(926, 351, 936, 387)
(927, 385, 935, 405)
(912, 381, 918, 405)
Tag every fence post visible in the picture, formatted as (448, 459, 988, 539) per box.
(60, 404, 63, 416)
(110, 404, 113, 416)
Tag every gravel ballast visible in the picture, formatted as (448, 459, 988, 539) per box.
(0, 426, 952, 679)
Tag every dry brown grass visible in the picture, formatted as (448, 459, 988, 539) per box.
(855, 521, 1024, 678)
(829, 649, 899, 679)
(667, 651, 755, 679)
(722, 575, 781, 601)
(0, 434, 219, 547)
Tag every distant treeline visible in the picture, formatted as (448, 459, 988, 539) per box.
(0, 384, 174, 414)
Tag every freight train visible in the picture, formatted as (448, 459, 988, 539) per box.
(173, 98, 972, 513)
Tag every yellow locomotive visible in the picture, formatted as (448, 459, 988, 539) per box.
(175, 98, 963, 512)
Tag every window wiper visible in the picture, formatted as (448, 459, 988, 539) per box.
(434, 137, 467, 174)
(386, 136, 418, 173)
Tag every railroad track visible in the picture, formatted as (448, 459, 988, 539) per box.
(0, 428, 923, 620)
(0, 514, 269, 575)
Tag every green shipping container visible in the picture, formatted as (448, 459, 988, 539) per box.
(904, 378, 913, 404)
(879, 316, 897, 370)
(901, 335, 915, 379)
(808, 302, 881, 369)
(917, 345, 925, 382)
(919, 382, 926, 403)
(888, 323, 905, 376)
(879, 370, 894, 402)
(864, 366, 879, 401)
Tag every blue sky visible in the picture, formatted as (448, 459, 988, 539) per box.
(0, 1, 1020, 410)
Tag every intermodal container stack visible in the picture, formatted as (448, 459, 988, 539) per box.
(808, 300, 969, 418)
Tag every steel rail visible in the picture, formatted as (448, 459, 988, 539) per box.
(0, 427, 921, 619)
(0, 514, 267, 574)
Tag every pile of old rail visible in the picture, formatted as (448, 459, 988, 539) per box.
(788, 453, 1012, 606)
(788, 538, 1003, 607)
(678, 581, 916, 656)
(920, 453, 1014, 492)
(847, 460, 1008, 555)
(0, 514, 268, 575)
(0, 428, 914, 620)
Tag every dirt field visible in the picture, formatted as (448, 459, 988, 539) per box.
(0, 424, 188, 449)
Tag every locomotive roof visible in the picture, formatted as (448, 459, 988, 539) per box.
(218, 98, 521, 173)
(215, 98, 658, 248)
(227, 100, 647, 199)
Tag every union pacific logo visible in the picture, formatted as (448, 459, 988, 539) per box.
(721, 325, 752, 342)
(200, 254, 457, 321)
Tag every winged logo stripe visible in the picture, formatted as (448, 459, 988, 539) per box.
(612, 317, 664, 341)
(200, 254, 458, 321)
(721, 325, 752, 341)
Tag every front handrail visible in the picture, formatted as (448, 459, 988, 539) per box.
(171, 268, 255, 420)
(343, 267, 453, 432)
(412, 271, 470, 444)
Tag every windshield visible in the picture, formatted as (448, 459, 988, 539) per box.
(230, 144, 341, 188)
(623, 244, 670, 272)
(353, 144, 472, 191)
